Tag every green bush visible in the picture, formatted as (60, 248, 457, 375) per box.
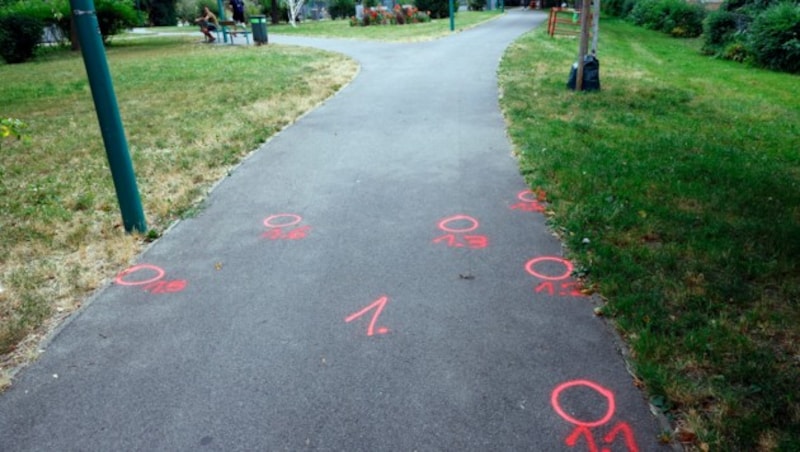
(468, 0, 484, 11)
(662, 0, 705, 37)
(95, 0, 139, 40)
(0, 13, 44, 63)
(329, 0, 355, 19)
(4, 0, 137, 45)
(704, 9, 742, 49)
(629, 0, 664, 28)
(602, 0, 636, 17)
(144, 0, 177, 25)
(414, 0, 453, 18)
(175, 0, 198, 23)
(747, 1, 800, 73)
(629, 0, 705, 37)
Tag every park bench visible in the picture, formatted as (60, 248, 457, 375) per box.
(215, 20, 251, 45)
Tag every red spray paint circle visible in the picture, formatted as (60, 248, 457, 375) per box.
(263, 214, 302, 229)
(551, 380, 616, 427)
(437, 215, 479, 233)
(115, 264, 165, 286)
(517, 190, 538, 203)
(525, 256, 573, 281)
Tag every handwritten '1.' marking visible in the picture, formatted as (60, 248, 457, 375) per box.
(345, 296, 390, 337)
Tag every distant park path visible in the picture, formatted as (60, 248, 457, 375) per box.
(0, 10, 670, 451)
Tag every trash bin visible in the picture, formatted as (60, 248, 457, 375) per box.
(250, 15, 268, 45)
(567, 54, 601, 91)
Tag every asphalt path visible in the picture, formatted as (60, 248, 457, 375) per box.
(0, 10, 671, 451)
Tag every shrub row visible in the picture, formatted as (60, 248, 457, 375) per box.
(0, 0, 137, 64)
(705, 0, 800, 73)
(627, 0, 706, 37)
(603, 0, 799, 74)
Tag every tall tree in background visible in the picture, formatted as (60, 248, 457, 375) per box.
(271, 0, 279, 24)
(285, 0, 304, 26)
(141, 0, 177, 25)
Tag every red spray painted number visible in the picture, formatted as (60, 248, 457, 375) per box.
(510, 189, 546, 213)
(345, 296, 391, 336)
(432, 215, 489, 249)
(261, 214, 311, 240)
(551, 380, 640, 452)
(115, 264, 187, 295)
(525, 256, 585, 298)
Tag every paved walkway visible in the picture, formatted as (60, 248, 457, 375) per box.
(0, 10, 670, 451)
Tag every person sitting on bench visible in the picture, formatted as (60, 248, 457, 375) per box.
(195, 6, 219, 43)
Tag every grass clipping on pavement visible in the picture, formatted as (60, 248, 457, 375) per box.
(0, 36, 357, 383)
(499, 18, 800, 451)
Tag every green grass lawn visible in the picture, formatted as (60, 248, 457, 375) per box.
(132, 10, 503, 41)
(499, 17, 800, 451)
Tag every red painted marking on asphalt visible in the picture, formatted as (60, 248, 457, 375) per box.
(142, 279, 187, 294)
(551, 380, 616, 428)
(261, 225, 311, 240)
(510, 202, 546, 212)
(345, 296, 390, 337)
(262, 214, 310, 240)
(432, 234, 488, 249)
(566, 425, 599, 452)
(263, 214, 302, 229)
(535, 281, 585, 297)
(437, 215, 480, 233)
(115, 264, 165, 286)
(115, 264, 186, 294)
(551, 380, 640, 451)
(433, 215, 488, 249)
(511, 190, 546, 213)
(525, 256, 574, 281)
(602, 422, 639, 452)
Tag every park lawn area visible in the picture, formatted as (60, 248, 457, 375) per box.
(0, 36, 357, 383)
(135, 10, 503, 42)
(499, 17, 800, 451)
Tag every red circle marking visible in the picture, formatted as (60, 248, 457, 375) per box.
(115, 264, 165, 286)
(263, 214, 302, 229)
(377, 327, 390, 335)
(551, 380, 616, 427)
(525, 256, 573, 281)
(517, 190, 538, 203)
(438, 215, 479, 233)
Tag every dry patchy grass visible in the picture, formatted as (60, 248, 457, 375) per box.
(0, 37, 357, 382)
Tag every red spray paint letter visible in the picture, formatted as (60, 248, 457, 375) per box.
(345, 296, 391, 336)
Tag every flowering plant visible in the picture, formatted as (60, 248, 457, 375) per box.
(350, 4, 431, 26)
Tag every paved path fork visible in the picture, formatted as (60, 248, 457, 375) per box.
(0, 10, 670, 451)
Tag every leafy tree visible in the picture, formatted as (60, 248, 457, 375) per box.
(414, 0, 454, 18)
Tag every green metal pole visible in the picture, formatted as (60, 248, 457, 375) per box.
(216, 0, 228, 42)
(70, 0, 147, 233)
(449, 0, 454, 31)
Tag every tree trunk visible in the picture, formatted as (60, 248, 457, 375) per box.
(70, 13, 80, 51)
(271, 0, 279, 24)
